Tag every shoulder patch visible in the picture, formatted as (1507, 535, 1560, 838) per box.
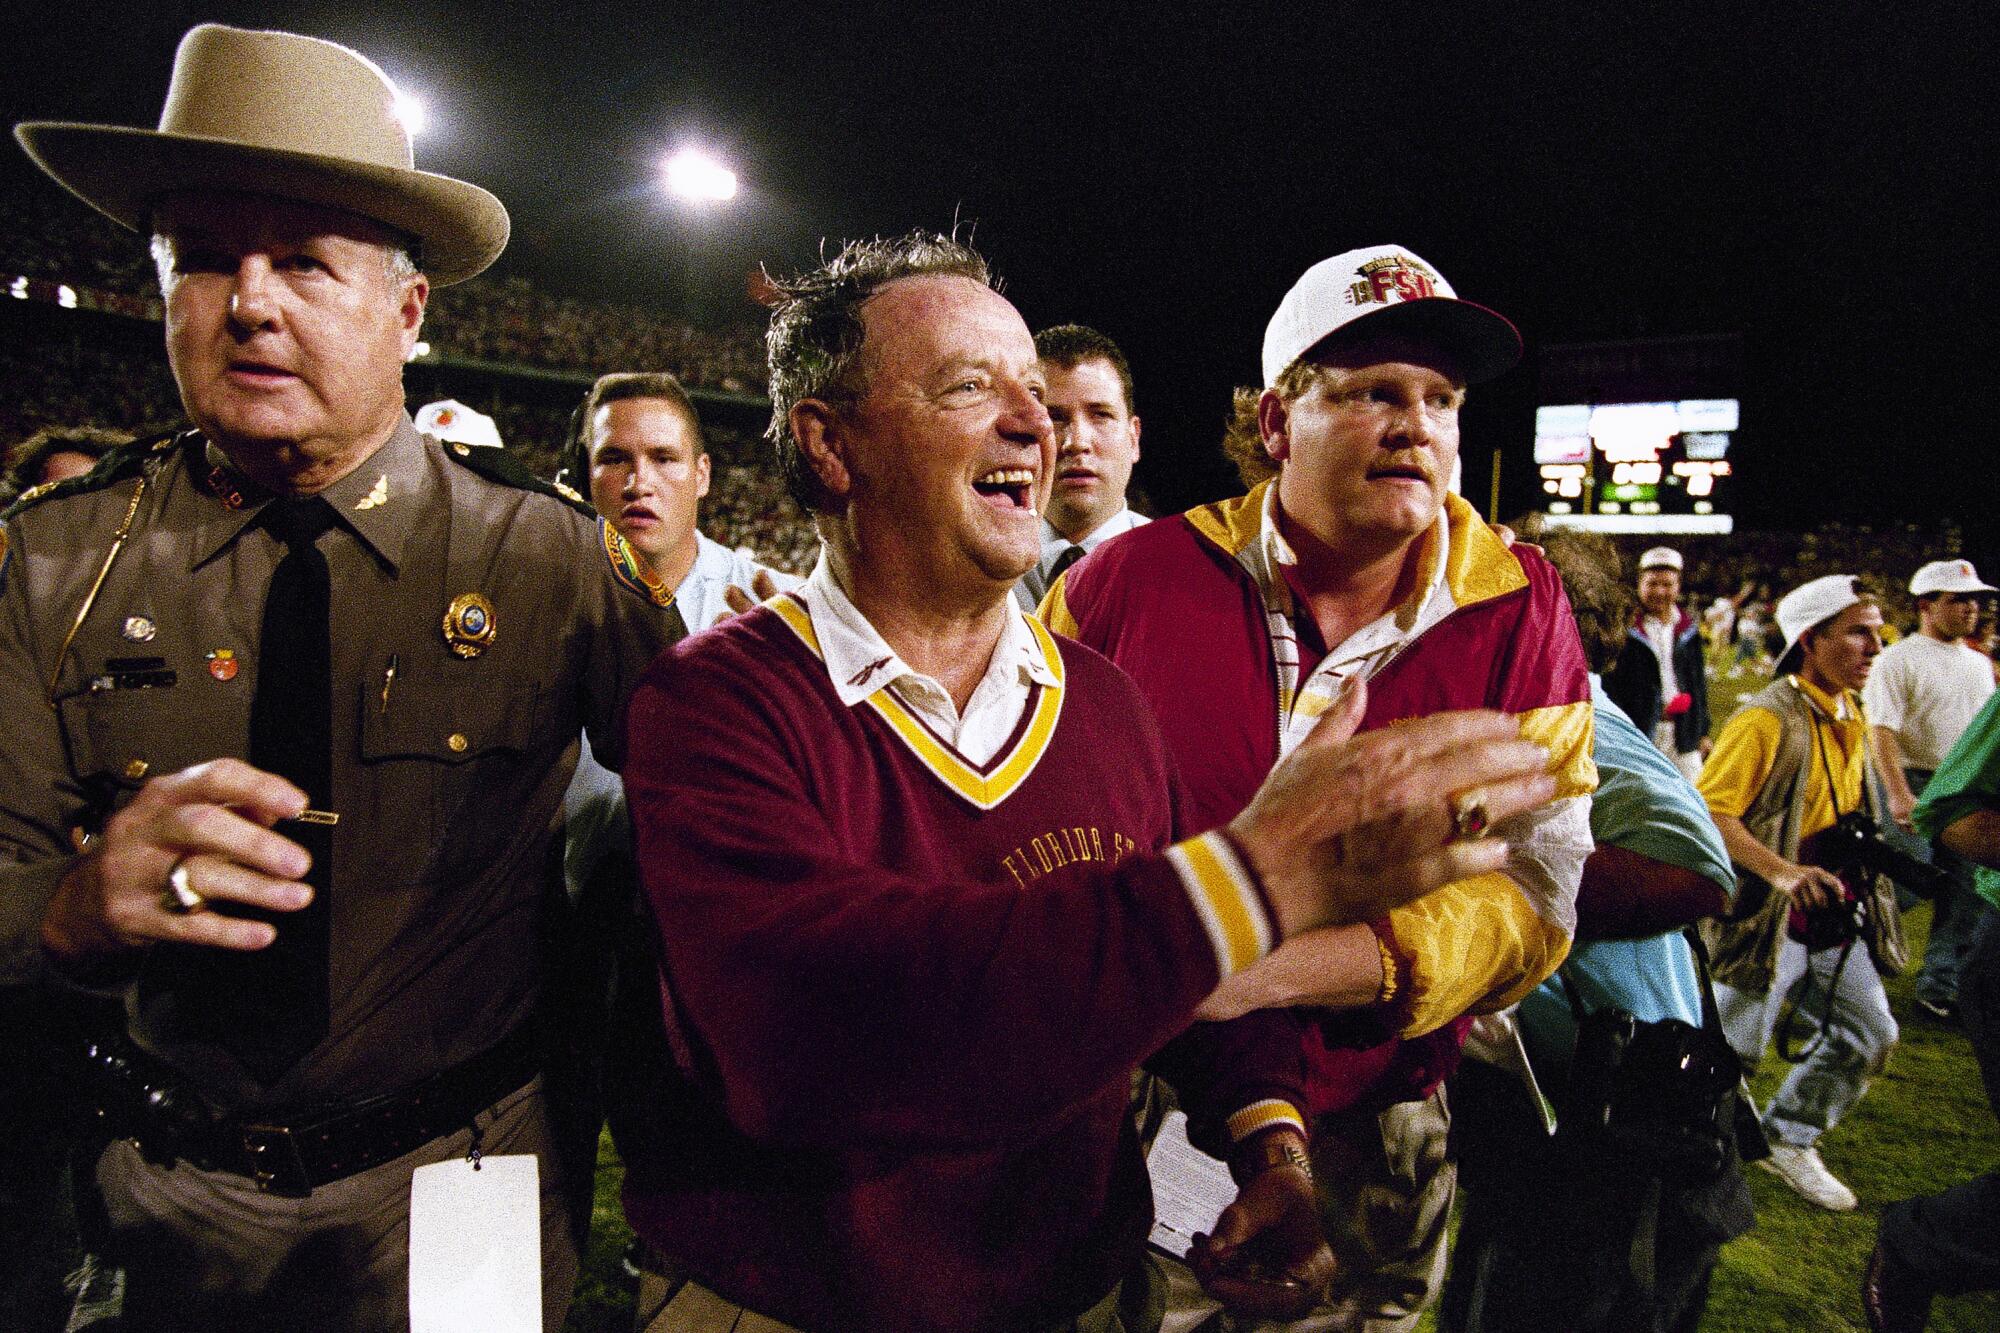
(599, 518, 676, 608)
(435, 432, 597, 518)
(0, 431, 178, 523)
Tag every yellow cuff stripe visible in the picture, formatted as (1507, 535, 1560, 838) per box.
(1166, 831, 1274, 978)
(1227, 1099, 1308, 1143)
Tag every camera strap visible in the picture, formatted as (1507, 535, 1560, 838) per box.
(1776, 708, 1863, 1061)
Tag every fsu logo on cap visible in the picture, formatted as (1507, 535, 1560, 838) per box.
(1348, 255, 1440, 308)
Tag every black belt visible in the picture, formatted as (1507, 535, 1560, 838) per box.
(200, 1026, 541, 1197)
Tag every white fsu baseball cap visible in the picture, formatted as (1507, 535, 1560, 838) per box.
(1261, 244, 1522, 388)
(1909, 559, 1996, 597)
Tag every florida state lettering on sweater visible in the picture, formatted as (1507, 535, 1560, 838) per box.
(1001, 825, 1142, 885)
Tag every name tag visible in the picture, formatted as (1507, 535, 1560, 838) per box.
(408, 1154, 541, 1332)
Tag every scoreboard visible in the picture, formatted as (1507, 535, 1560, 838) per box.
(1533, 337, 1742, 535)
(1535, 398, 1738, 533)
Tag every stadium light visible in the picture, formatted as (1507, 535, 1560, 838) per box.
(662, 149, 738, 202)
(392, 92, 428, 137)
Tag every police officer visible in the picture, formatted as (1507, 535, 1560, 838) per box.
(3, 24, 680, 1330)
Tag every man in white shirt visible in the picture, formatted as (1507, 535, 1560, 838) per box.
(571, 370, 798, 632)
(1866, 558, 1998, 1020)
(1015, 325, 1148, 610)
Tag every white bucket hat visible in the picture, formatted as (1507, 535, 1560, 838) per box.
(1261, 244, 1521, 388)
(15, 24, 508, 285)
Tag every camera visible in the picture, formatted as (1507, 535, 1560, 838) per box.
(1787, 885, 1870, 951)
(1559, 1007, 1742, 1181)
(1817, 810, 1952, 899)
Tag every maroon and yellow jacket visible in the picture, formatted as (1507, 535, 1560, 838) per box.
(1045, 484, 1596, 1114)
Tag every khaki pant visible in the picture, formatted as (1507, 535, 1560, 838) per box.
(1159, 1087, 1453, 1333)
(96, 1076, 578, 1332)
(634, 1250, 1164, 1333)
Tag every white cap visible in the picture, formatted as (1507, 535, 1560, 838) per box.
(1775, 574, 1865, 672)
(1638, 546, 1684, 572)
(415, 399, 503, 449)
(1909, 559, 1996, 597)
(1260, 244, 1522, 388)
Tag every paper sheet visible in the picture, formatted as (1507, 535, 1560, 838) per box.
(1145, 1109, 1236, 1258)
(409, 1153, 541, 1333)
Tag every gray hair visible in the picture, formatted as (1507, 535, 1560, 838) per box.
(148, 232, 419, 292)
(763, 230, 992, 512)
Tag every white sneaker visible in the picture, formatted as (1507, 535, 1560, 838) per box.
(1759, 1143, 1858, 1211)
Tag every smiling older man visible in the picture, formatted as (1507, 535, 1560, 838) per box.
(3, 25, 679, 1330)
(619, 233, 1560, 1333)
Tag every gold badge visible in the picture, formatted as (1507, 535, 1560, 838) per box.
(355, 474, 390, 510)
(442, 593, 497, 659)
(122, 615, 157, 642)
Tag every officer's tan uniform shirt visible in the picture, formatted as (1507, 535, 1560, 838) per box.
(0, 418, 681, 1112)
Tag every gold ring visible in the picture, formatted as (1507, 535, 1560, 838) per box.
(160, 859, 206, 915)
(1450, 791, 1491, 842)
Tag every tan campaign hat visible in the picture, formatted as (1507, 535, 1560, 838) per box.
(1261, 244, 1521, 388)
(14, 24, 508, 285)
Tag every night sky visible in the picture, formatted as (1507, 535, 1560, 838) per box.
(5, 2, 1991, 530)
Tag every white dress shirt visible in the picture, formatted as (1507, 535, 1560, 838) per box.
(1014, 506, 1149, 611)
(804, 555, 1061, 764)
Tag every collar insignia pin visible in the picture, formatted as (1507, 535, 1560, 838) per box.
(443, 593, 497, 658)
(355, 474, 389, 510)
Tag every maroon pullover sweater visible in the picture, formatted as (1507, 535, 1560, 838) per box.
(622, 596, 1302, 1333)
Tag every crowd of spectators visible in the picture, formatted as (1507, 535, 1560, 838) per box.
(1, 173, 765, 393)
(425, 276, 764, 394)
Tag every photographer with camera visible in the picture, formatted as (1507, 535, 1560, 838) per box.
(1698, 575, 1907, 1211)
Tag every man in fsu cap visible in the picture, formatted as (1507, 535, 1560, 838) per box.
(1045, 244, 1594, 1328)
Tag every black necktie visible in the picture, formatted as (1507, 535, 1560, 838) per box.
(224, 496, 337, 1082)
(1047, 544, 1087, 584)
